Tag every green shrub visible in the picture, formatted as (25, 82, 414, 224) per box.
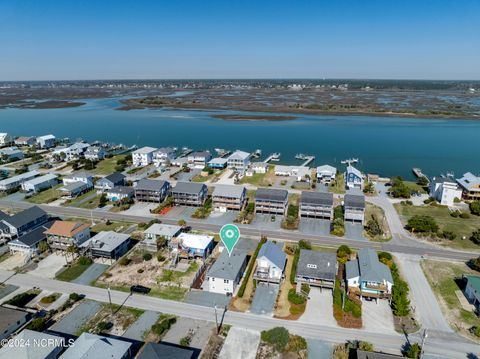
(406, 215, 439, 233)
(288, 289, 306, 305)
(358, 341, 374, 352)
(179, 336, 191, 347)
(26, 318, 47, 332)
(471, 230, 480, 245)
(470, 201, 480, 216)
(301, 283, 310, 295)
(143, 253, 152, 261)
(404, 342, 422, 358)
(298, 240, 311, 250)
(69, 292, 81, 301)
(337, 245, 351, 264)
(119, 257, 131, 266)
(157, 254, 166, 262)
(261, 327, 290, 352)
(460, 212, 470, 219)
(237, 237, 267, 297)
(97, 321, 111, 331)
(286, 334, 307, 352)
(78, 256, 92, 265)
(441, 231, 456, 241)
(151, 316, 176, 336)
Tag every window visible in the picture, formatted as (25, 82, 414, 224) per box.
(224, 279, 229, 284)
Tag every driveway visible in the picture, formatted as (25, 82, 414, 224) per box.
(299, 287, 337, 327)
(307, 339, 332, 359)
(185, 291, 231, 308)
(205, 211, 237, 226)
(50, 300, 102, 335)
(29, 253, 66, 278)
(162, 317, 214, 350)
(219, 326, 260, 359)
(250, 283, 279, 316)
(395, 254, 452, 333)
(250, 213, 282, 231)
(72, 263, 109, 285)
(299, 218, 331, 236)
(123, 310, 161, 341)
(362, 298, 396, 334)
(344, 222, 367, 241)
(0, 284, 18, 300)
(123, 202, 157, 216)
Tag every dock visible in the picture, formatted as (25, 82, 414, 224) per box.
(300, 156, 315, 166)
(264, 153, 281, 163)
(412, 168, 429, 182)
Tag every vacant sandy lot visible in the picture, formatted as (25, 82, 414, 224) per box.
(0, 253, 26, 270)
(29, 253, 66, 278)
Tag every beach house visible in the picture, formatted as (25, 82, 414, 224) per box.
(36, 134, 56, 149)
(227, 150, 251, 173)
(0, 206, 49, 242)
(132, 146, 157, 167)
(153, 147, 177, 166)
(254, 241, 286, 283)
(429, 176, 463, 206)
(14, 136, 36, 147)
(134, 179, 170, 203)
(141, 223, 182, 251)
(456, 172, 480, 201)
(8, 220, 54, 255)
(206, 249, 248, 295)
(0, 147, 24, 161)
(45, 220, 91, 251)
(170, 232, 214, 259)
(0, 170, 39, 191)
(295, 249, 338, 290)
(84, 145, 107, 161)
(299, 191, 334, 220)
(187, 151, 212, 168)
(0, 133, 13, 147)
(255, 188, 288, 216)
(212, 184, 247, 212)
(171, 181, 208, 207)
(344, 193, 366, 224)
(79, 231, 131, 261)
(346, 248, 393, 300)
(316, 164, 337, 183)
(21, 173, 58, 193)
(95, 172, 126, 191)
(463, 275, 480, 313)
(346, 165, 364, 189)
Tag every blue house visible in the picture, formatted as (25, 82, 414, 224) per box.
(208, 157, 228, 169)
(345, 165, 364, 190)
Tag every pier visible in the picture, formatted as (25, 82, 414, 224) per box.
(263, 153, 281, 163)
(300, 155, 315, 167)
(412, 167, 429, 182)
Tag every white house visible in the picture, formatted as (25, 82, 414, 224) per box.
(227, 150, 251, 173)
(429, 177, 463, 206)
(316, 164, 337, 183)
(0, 133, 13, 146)
(153, 147, 176, 167)
(187, 151, 212, 168)
(345, 165, 364, 189)
(274, 165, 311, 181)
(21, 173, 58, 193)
(63, 172, 93, 186)
(132, 146, 157, 167)
(53, 142, 90, 161)
(36, 134, 56, 149)
(248, 162, 268, 175)
(0, 170, 39, 191)
(14, 136, 36, 146)
(206, 249, 248, 295)
(254, 241, 286, 283)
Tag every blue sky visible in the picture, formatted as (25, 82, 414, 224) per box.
(1, 0, 479, 80)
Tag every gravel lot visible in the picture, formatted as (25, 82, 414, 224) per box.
(219, 326, 260, 359)
(29, 253, 66, 278)
(250, 283, 279, 315)
(162, 317, 214, 350)
(50, 300, 102, 335)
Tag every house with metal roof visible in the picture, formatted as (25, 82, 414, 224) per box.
(8, 220, 54, 255)
(299, 191, 334, 220)
(60, 332, 132, 359)
(0, 206, 48, 242)
(456, 172, 480, 200)
(255, 188, 288, 215)
(206, 249, 248, 294)
(170, 232, 214, 259)
(212, 184, 247, 212)
(79, 231, 131, 262)
(187, 151, 212, 168)
(137, 342, 197, 359)
(463, 274, 480, 312)
(295, 250, 338, 289)
(344, 193, 366, 224)
(153, 147, 177, 167)
(0, 306, 31, 341)
(141, 223, 183, 252)
(0, 146, 24, 161)
(171, 182, 208, 207)
(134, 179, 170, 203)
(208, 157, 228, 169)
(429, 176, 463, 206)
(346, 248, 393, 300)
(247, 162, 269, 175)
(0, 170, 39, 191)
(227, 150, 251, 173)
(14, 136, 36, 147)
(0, 329, 65, 359)
(95, 172, 126, 191)
(316, 164, 337, 184)
(254, 241, 286, 283)
(346, 165, 364, 190)
(274, 165, 310, 181)
(21, 173, 58, 193)
(45, 220, 91, 251)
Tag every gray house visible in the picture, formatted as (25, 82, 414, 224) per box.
(254, 241, 286, 283)
(134, 179, 170, 203)
(463, 275, 480, 312)
(295, 249, 338, 289)
(0, 206, 48, 242)
(344, 194, 366, 224)
(79, 231, 131, 262)
(255, 188, 288, 215)
(8, 220, 54, 255)
(0, 329, 64, 358)
(212, 184, 247, 212)
(299, 191, 334, 220)
(171, 182, 208, 207)
(206, 249, 248, 295)
(0, 306, 31, 340)
(95, 172, 126, 191)
(346, 248, 393, 300)
(60, 332, 132, 359)
(137, 342, 197, 359)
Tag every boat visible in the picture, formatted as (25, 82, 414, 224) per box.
(341, 158, 359, 165)
(295, 153, 306, 160)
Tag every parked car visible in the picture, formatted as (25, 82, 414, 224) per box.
(130, 285, 151, 294)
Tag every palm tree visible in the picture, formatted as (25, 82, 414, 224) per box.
(66, 244, 78, 264)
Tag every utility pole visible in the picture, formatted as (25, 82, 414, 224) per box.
(419, 328, 428, 359)
(214, 303, 219, 334)
(107, 286, 113, 315)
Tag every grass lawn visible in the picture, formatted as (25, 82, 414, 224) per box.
(94, 281, 187, 302)
(394, 203, 480, 251)
(329, 173, 346, 194)
(92, 221, 132, 233)
(56, 261, 92, 282)
(27, 184, 63, 204)
(404, 180, 427, 194)
(240, 166, 275, 187)
(91, 155, 126, 175)
(62, 190, 100, 209)
(230, 257, 256, 312)
(421, 259, 480, 341)
(158, 262, 199, 283)
(364, 203, 392, 241)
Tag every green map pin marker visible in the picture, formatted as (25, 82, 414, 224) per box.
(220, 224, 240, 256)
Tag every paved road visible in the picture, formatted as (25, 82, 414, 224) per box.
(0, 199, 474, 261)
(0, 270, 478, 358)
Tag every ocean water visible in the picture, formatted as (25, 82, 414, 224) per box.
(0, 98, 479, 179)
